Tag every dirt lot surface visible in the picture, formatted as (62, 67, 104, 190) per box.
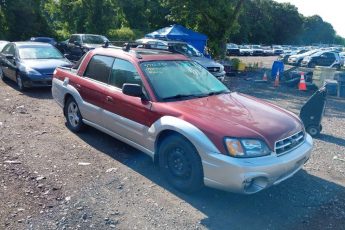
(1, 65, 345, 229)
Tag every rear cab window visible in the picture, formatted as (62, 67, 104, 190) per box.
(83, 54, 144, 91)
(84, 55, 114, 83)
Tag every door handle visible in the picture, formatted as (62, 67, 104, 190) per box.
(106, 96, 114, 103)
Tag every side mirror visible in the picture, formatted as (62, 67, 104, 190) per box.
(5, 54, 14, 60)
(74, 41, 81, 47)
(122, 83, 146, 100)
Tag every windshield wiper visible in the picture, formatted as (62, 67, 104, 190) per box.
(197, 90, 230, 97)
(162, 94, 200, 101)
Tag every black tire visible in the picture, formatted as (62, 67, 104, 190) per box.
(16, 74, 25, 91)
(64, 97, 85, 132)
(0, 67, 6, 81)
(159, 134, 204, 193)
(306, 125, 320, 137)
(334, 64, 341, 71)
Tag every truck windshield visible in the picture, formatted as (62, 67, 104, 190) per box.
(141, 60, 229, 101)
(82, 35, 107, 44)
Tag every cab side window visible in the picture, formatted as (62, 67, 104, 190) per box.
(84, 55, 114, 84)
(2, 44, 15, 56)
(109, 59, 142, 89)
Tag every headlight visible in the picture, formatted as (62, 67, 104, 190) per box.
(224, 138, 271, 158)
(20, 66, 42, 76)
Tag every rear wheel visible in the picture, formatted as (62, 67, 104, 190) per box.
(159, 134, 204, 193)
(64, 97, 85, 132)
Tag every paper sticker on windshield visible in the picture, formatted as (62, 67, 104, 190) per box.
(142, 62, 168, 75)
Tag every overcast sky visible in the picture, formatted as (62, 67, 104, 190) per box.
(274, 0, 345, 37)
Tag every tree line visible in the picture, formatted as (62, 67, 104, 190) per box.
(0, 0, 344, 57)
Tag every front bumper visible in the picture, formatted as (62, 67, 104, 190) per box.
(202, 134, 313, 194)
(288, 59, 300, 65)
(300, 61, 309, 67)
(212, 70, 226, 78)
(21, 73, 53, 88)
(23, 79, 52, 88)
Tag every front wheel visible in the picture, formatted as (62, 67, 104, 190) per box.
(16, 74, 25, 91)
(64, 97, 85, 132)
(159, 134, 204, 193)
(308, 62, 316, 68)
(334, 64, 341, 70)
(0, 67, 5, 81)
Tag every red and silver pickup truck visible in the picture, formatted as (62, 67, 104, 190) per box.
(52, 46, 313, 194)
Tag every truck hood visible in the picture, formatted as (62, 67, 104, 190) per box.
(159, 92, 303, 152)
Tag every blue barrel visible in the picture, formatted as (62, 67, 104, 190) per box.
(338, 73, 345, 98)
(271, 61, 284, 80)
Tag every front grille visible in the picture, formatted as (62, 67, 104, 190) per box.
(207, 67, 220, 73)
(275, 131, 305, 155)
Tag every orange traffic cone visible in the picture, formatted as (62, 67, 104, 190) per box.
(263, 72, 268, 81)
(298, 72, 307, 91)
(274, 70, 280, 87)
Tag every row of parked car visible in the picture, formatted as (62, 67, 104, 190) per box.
(226, 43, 284, 56)
(282, 48, 344, 69)
(227, 43, 345, 69)
(0, 34, 228, 91)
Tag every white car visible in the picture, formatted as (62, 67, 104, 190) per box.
(288, 49, 319, 66)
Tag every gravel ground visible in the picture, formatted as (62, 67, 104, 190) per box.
(1, 66, 345, 230)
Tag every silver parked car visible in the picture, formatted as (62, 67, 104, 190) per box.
(288, 49, 319, 66)
(136, 38, 226, 80)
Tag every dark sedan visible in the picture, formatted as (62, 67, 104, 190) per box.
(0, 42, 72, 91)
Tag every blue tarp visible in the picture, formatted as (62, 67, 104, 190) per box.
(145, 24, 208, 54)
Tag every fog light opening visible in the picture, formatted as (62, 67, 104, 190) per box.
(243, 177, 269, 194)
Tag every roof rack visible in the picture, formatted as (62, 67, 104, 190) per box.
(101, 41, 181, 59)
(122, 41, 180, 55)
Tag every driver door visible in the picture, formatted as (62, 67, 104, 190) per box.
(1, 44, 17, 80)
